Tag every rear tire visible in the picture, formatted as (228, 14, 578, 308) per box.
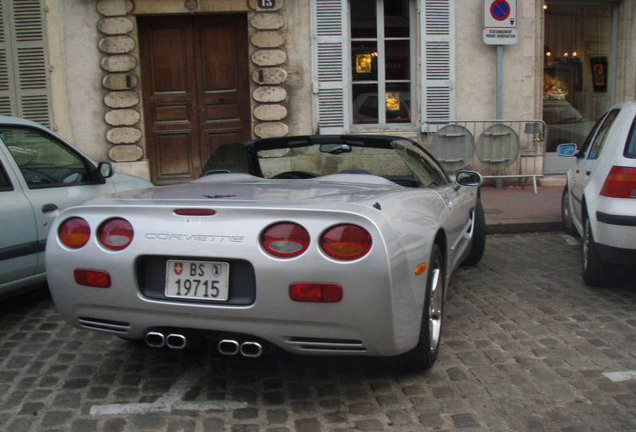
(397, 244, 444, 372)
(582, 217, 613, 287)
(462, 199, 486, 266)
(561, 187, 577, 237)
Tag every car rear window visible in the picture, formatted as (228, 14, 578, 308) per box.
(624, 116, 636, 159)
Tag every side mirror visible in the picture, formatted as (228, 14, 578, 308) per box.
(455, 170, 483, 187)
(98, 162, 114, 179)
(556, 143, 578, 157)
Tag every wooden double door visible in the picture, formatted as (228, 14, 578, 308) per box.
(139, 14, 252, 185)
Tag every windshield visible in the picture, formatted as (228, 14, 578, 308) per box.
(253, 137, 448, 188)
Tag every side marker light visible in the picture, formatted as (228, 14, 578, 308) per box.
(414, 263, 428, 276)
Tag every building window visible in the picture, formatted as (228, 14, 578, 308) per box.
(350, 0, 412, 126)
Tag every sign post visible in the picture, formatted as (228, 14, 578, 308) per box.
(483, 0, 517, 121)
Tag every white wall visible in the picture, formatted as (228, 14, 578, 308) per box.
(47, 0, 108, 161)
(454, 1, 542, 120)
(282, 0, 314, 135)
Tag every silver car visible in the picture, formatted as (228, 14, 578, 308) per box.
(45, 135, 485, 371)
(0, 116, 151, 298)
(559, 101, 636, 286)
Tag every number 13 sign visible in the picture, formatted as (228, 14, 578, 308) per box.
(258, 0, 275, 8)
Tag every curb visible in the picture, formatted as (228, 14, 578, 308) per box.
(486, 219, 564, 235)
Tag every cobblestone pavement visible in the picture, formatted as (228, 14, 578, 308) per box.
(1, 233, 635, 432)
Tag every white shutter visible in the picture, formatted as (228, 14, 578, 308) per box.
(12, 0, 50, 126)
(311, 0, 348, 134)
(420, 0, 455, 128)
(0, 0, 50, 126)
(0, 0, 14, 116)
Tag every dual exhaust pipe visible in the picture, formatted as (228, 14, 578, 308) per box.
(144, 332, 263, 357)
(145, 331, 187, 349)
(218, 339, 263, 358)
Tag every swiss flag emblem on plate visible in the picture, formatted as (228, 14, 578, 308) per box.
(174, 262, 183, 276)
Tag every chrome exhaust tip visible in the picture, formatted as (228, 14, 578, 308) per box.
(145, 331, 165, 348)
(218, 339, 240, 356)
(240, 341, 263, 358)
(166, 333, 187, 349)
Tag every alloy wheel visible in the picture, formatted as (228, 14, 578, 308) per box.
(428, 266, 443, 354)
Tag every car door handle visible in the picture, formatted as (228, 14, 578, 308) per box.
(42, 204, 58, 213)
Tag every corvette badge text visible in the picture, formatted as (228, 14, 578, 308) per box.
(145, 233, 244, 243)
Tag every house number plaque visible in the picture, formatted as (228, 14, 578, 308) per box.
(258, 0, 275, 8)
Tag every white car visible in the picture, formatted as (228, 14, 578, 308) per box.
(558, 101, 636, 286)
(0, 116, 152, 298)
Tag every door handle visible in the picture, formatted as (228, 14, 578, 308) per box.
(42, 204, 58, 213)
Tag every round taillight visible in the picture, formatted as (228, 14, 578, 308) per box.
(320, 224, 372, 261)
(58, 217, 90, 249)
(98, 218, 134, 251)
(261, 222, 310, 258)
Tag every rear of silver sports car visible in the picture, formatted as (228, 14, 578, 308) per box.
(45, 201, 428, 358)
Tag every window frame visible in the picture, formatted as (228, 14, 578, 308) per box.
(624, 116, 636, 159)
(1, 126, 99, 190)
(349, 0, 417, 133)
(585, 109, 620, 160)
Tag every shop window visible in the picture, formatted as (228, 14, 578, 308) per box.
(543, 2, 615, 153)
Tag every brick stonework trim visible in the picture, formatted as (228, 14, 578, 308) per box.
(248, 0, 288, 138)
(97, 0, 143, 163)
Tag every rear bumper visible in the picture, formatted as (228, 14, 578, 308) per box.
(71, 305, 384, 355)
(593, 209, 636, 252)
(596, 211, 636, 227)
(595, 212, 636, 264)
(48, 251, 424, 357)
(595, 242, 636, 266)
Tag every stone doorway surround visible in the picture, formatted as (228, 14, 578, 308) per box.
(97, 0, 289, 182)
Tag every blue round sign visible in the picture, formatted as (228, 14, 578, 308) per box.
(490, 0, 510, 21)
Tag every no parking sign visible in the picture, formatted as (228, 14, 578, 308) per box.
(483, 0, 518, 45)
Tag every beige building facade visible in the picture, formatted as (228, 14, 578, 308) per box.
(2, 0, 635, 184)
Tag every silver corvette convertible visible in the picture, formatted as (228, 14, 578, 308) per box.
(46, 135, 485, 371)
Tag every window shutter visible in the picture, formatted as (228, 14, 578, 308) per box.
(420, 0, 455, 129)
(311, 0, 348, 134)
(12, 0, 50, 126)
(0, 0, 15, 116)
(0, 0, 50, 126)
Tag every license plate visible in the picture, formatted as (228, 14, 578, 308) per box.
(165, 260, 230, 301)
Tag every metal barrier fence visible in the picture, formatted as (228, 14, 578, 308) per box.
(420, 120, 547, 193)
